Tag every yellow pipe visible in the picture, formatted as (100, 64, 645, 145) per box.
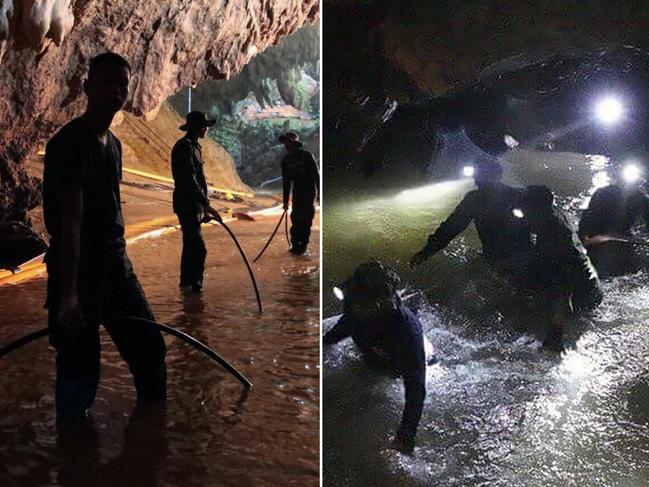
(0, 264, 47, 285)
(122, 167, 255, 198)
(0, 204, 282, 287)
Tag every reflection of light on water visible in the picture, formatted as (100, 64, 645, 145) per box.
(557, 349, 596, 380)
(552, 334, 616, 395)
(395, 180, 472, 205)
(579, 154, 613, 209)
(425, 361, 446, 382)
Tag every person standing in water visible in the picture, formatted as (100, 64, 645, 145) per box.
(279, 131, 320, 255)
(43, 52, 167, 421)
(579, 167, 649, 278)
(410, 157, 532, 268)
(521, 185, 603, 349)
(171, 111, 223, 293)
(324, 261, 435, 454)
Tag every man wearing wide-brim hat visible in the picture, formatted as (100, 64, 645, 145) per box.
(171, 111, 222, 293)
(279, 131, 320, 255)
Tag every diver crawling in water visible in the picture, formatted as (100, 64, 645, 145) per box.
(323, 261, 436, 454)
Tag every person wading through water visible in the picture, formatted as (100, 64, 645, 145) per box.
(279, 132, 320, 255)
(43, 52, 167, 421)
(521, 185, 603, 350)
(410, 157, 532, 270)
(579, 165, 649, 278)
(324, 261, 436, 454)
(171, 111, 223, 293)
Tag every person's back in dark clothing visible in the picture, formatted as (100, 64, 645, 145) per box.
(43, 53, 166, 420)
(532, 206, 602, 312)
(171, 111, 222, 292)
(171, 138, 209, 216)
(579, 184, 649, 277)
(279, 132, 319, 255)
(522, 185, 603, 349)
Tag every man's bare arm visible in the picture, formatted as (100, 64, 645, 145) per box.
(56, 188, 84, 329)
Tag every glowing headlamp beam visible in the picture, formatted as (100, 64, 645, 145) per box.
(622, 163, 642, 183)
(595, 96, 624, 126)
(462, 166, 475, 178)
(333, 286, 345, 301)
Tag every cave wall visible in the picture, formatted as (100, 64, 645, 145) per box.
(324, 0, 649, 175)
(112, 102, 250, 193)
(0, 0, 318, 223)
(169, 25, 320, 115)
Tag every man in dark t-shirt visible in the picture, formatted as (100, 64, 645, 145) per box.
(43, 52, 166, 421)
(171, 111, 222, 292)
(279, 132, 320, 255)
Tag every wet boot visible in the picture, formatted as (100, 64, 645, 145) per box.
(393, 430, 415, 455)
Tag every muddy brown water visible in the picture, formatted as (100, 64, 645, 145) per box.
(0, 212, 320, 487)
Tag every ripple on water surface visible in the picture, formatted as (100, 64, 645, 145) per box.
(324, 153, 649, 486)
(0, 215, 320, 486)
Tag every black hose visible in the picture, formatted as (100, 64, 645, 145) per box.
(285, 208, 290, 249)
(125, 316, 252, 389)
(218, 220, 263, 313)
(0, 328, 49, 358)
(253, 210, 286, 263)
(0, 317, 252, 390)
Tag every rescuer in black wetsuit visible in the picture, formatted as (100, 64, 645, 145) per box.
(279, 132, 320, 255)
(323, 261, 432, 454)
(410, 157, 532, 268)
(579, 181, 649, 278)
(521, 185, 603, 349)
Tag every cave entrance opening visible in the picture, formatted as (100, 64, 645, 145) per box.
(166, 24, 320, 193)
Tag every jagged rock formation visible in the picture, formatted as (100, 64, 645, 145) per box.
(166, 24, 320, 188)
(324, 0, 649, 175)
(0, 0, 318, 224)
(113, 102, 250, 193)
(169, 25, 320, 115)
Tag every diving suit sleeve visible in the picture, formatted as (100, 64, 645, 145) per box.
(420, 191, 476, 257)
(397, 360, 426, 443)
(172, 141, 210, 208)
(323, 314, 352, 345)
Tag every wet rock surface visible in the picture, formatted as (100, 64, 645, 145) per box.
(0, 221, 46, 269)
